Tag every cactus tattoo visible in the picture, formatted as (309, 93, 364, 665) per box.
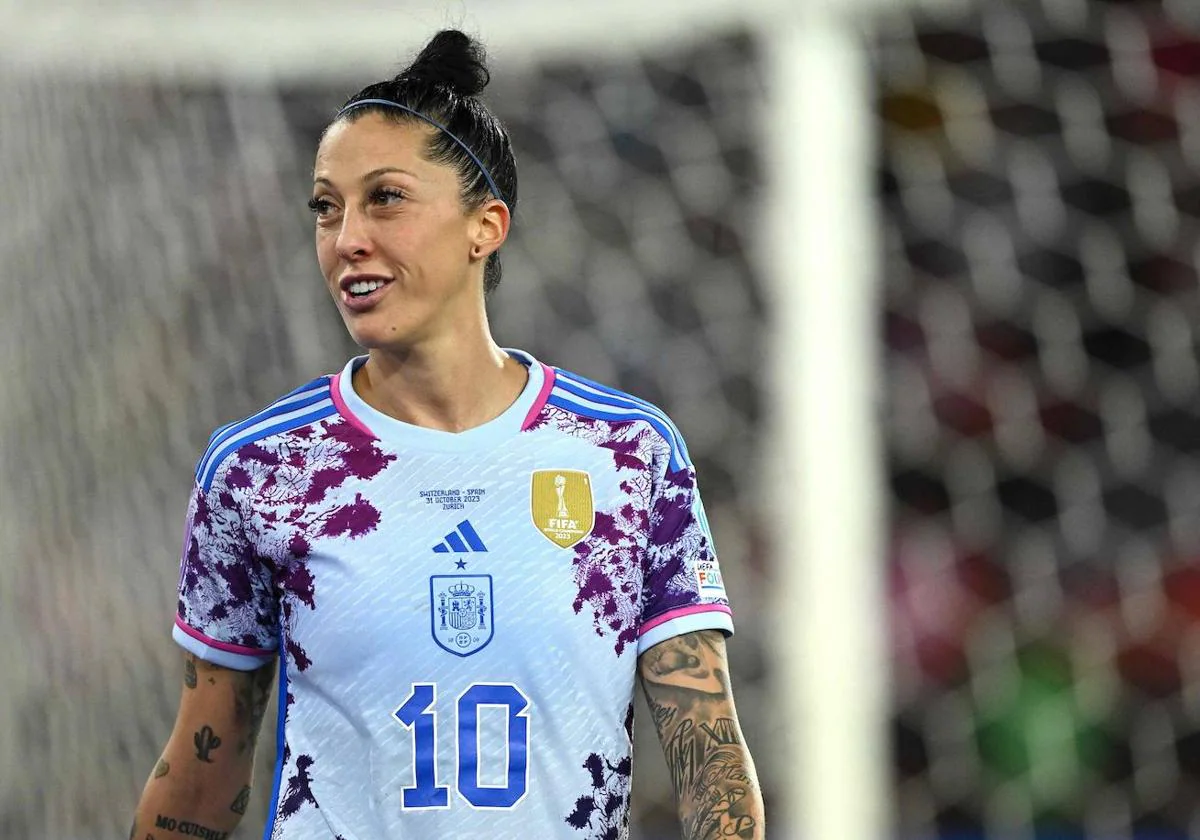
(194, 725, 222, 762)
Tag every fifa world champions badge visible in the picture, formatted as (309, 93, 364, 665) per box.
(530, 469, 594, 548)
(430, 575, 495, 657)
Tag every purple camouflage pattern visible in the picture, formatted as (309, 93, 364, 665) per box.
(178, 416, 393, 666)
(529, 405, 720, 656)
(564, 703, 635, 840)
(178, 414, 393, 832)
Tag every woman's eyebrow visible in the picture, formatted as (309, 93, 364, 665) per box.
(312, 166, 420, 187)
(362, 166, 419, 182)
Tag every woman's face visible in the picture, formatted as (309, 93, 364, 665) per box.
(311, 113, 501, 350)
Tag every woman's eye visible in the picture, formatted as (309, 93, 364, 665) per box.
(370, 187, 405, 206)
(307, 197, 335, 217)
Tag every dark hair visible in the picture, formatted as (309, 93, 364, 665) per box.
(330, 30, 518, 293)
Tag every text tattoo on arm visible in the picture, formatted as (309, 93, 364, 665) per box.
(640, 631, 763, 840)
(154, 813, 229, 839)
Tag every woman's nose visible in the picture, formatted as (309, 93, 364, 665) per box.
(335, 207, 374, 261)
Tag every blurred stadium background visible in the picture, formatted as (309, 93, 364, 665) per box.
(879, 1, 1200, 838)
(2, 0, 1199, 838)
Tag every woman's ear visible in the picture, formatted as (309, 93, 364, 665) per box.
(470, 198, 510, 262)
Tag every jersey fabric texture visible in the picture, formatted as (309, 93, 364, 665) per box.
(173, 350, 734, 840)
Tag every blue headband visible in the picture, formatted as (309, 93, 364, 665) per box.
(336, 98, 504, 204)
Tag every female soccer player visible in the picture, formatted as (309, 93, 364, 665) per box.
(131, 29, 763, 840)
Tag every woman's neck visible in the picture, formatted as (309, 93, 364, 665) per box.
(353, 330, 528, 433)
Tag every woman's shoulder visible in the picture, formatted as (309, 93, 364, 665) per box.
(539, 365, 693, 474)
(193, 373, 339, 492)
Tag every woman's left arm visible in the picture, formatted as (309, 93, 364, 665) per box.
(638, 630, 765, 840)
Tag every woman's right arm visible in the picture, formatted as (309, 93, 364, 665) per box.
(132, 652, 276, 839)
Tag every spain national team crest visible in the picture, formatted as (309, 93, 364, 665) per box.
(430, 575, 494, 657)
(530, 469, 594, 548)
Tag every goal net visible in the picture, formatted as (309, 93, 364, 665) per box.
(0, 17, 770, 840)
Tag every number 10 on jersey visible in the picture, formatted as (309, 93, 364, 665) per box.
(394, 682, 530, 809)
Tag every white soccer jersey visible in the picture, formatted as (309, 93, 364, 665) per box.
(173, 350, 734, 840)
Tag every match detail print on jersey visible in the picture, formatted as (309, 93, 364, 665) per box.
(431, 575, 495, 657)
(530, 469, 594, 548)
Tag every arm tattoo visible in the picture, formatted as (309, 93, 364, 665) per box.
(232, 663, 276, 754)
(154, 814, 228, 838)
(193, 725, 222, 762)
(231, 785, 252, 815)
(640, 631, 763, 840)
(186, 652, 226, 688)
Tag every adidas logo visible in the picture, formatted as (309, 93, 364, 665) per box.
(432, 520, 488, 554)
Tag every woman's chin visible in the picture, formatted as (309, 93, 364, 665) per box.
(339, 308, 399, 345)
(350, 331, 402, 351)
(345, 322, 419, 352)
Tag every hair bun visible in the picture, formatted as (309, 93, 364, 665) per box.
(398, 30, 490, 98)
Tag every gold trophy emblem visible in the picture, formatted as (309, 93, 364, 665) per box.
(531, 470, 594, 548)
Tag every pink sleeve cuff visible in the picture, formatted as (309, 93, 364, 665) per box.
(173, 616, 275, 671)
(640, 603, 732, 635)
(637, 604, 734, 655)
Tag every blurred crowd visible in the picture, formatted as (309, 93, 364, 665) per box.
(879, 2, 1200, 836)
